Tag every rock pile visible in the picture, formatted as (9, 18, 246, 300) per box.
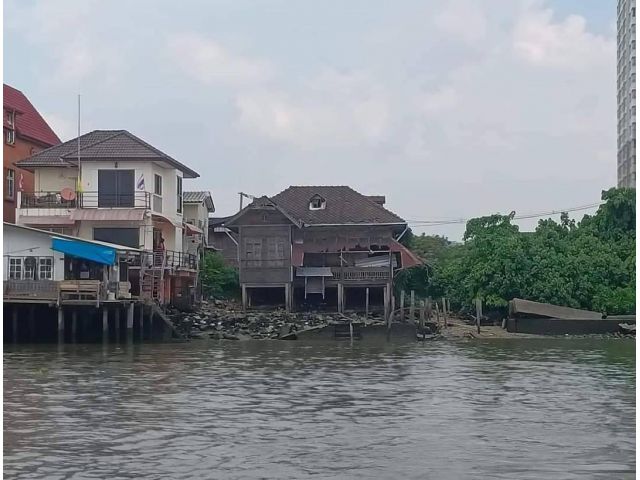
(168, 299, 387, 340)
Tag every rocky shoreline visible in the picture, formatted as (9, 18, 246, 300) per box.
(167, 300, 391, 340)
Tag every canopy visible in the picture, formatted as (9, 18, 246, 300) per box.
(51, 237, 116, 265)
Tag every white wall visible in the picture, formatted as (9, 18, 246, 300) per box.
(3, 226, 65, 281)
(35, 167, 77, 192)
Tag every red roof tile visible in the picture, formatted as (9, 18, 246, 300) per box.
(3, 84, 61, 147)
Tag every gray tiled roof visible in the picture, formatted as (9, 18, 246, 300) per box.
(270, 186, 405, 225)
(16, 130, 199, 178)
(184, 191, 215, 211)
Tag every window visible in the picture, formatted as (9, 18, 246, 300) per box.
(6, 169, 15, 199)
(39, 258, 53, 280)
(6, 110, 14, 127)
(94, 228, 140, 249)
(176, 175, 183, 214)
(9, 257, 22, 279)
(309, 195, 326, 210)
(98, 169, 135, 207)
(245, 239, 262, 267)
(5, 128, 15, 145)
(154, 174, 163, 196)
(267, 237, 286, 267)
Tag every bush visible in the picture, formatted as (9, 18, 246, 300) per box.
(200, 251, 239, 299)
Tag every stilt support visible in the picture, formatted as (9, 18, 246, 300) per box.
(57, 308, 65, 344)
(102, 307, 109, 341)
(71, 310, 78, 343)
(12, 307, 18, 343)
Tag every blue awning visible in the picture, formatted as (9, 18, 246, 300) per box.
(51, 237, 116, 265)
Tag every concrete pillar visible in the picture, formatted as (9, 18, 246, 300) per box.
(102, 307, 109, 341)
(284, 284, 291, 313)
(337, 283, 344, 313)
(115, 307, 120, 340)
(241, 285, 248, 311)
(365, 288, 370, 318)
(383, 286, 389, 322)
(409, 290, 415, 322)
(400, 291, 405, 321)
(139, 305, 144, 340)
(28, 306, 36, 342)
(71, 310, 78, 343)
(57, 308, 65, 344)
(127, 302, 134, 344)
(12, 307, 18, 343)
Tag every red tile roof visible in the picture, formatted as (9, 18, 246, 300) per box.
(3, 84, 61, 147)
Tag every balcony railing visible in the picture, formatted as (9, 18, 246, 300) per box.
(331, 267, 390, 282)
(78, 191, 151, 209)
(138, 250, 198, 270)
(20, 191, 77, 209)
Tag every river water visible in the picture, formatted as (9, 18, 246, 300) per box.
(3, 338, 636, 480)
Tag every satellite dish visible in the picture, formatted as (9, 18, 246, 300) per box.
(60, 188, 76, 201)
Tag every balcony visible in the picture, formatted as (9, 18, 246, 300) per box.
(78, 191, 151, 209)
(331, 267, 390, 282)
(20, 191, 77, 209)
(137, 250, 198, 271)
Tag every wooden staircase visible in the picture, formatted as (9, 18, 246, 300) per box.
(141, 252, 166, 304)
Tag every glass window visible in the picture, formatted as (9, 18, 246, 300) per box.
(154, 174, 162, 196)
(9, 257, 22, 279)
(176, 176, 183, 214)
(39, 257, 53, 280)
(5, 128, 15, 145)
(6, 169, 15, 199)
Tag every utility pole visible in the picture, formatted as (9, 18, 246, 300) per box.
(238, 192, 257, 211)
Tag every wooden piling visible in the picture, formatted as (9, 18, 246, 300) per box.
(475, 298, 482, 334)
(419, 300, 425, 336)
(139, 305, 145, 341)
(28, 306, 36, 342)
(410, 290, 415, 321)
(442, 297, 448, 329)
(102, 307, 109, 341)
(71, 310, 78, 343)
(400, 291, 405, 321)
(126, 302, 134, 343)
(115, 307, 120, 340)
(12, 307, 18, 343)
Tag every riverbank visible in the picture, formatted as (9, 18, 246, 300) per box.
(169, 300, 633, 342)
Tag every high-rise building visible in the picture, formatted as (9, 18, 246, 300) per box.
(617, 0, 636, 188)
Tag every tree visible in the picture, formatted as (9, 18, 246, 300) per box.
(200, 251, 239, 299)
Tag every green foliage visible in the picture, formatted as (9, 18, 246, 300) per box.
(406, 188, 636, 315)
(200, 251, 239, 299)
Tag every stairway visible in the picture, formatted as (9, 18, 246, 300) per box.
(140, 251, 166, 304)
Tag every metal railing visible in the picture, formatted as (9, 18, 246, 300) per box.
(78, 191, 151, 209)
(138, 250, 198, 270)
(20, 191, 77, 209)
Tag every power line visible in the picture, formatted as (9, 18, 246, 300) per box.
(407, 202, 603, 227)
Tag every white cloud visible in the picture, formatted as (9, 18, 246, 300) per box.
(235, 69, 391, 147)
(512, 8, 614, 69)
(434, 0, 488, 45)
(167, 33, 274, 87)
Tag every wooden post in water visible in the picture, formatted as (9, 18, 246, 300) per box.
(475, 298, 482, 335)
(419, 300, 425, 337)
(71, 310, 78, 343)
(442, 297, 448, 329)
(57, 307, 65, 344)
(409, 290, 415, 322)
(12, 307, 18, 343)
(400, 290, 405, 322)
(391, 293, 395, 323)
(365, 287, 369, 318)
(435, 302, 441, 327)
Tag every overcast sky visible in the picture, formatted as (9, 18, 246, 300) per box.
(5, 0, 617, 239)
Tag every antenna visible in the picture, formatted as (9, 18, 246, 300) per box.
(77, 94, 81, 193)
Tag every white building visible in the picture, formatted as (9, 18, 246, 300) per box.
(14, 130, 209, 305)
(617, 0, 636, 188)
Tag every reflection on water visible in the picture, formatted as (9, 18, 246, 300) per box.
(3, 338, 636, 480)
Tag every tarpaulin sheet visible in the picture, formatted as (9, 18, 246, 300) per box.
(51, 237, 116, 265)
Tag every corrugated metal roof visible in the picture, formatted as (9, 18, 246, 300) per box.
(296, 267, 334, 277)
(19, 216, 75, 225)
(184, 190, 215, 211)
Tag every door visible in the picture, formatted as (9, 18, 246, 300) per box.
(98, 170, 135, 207)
